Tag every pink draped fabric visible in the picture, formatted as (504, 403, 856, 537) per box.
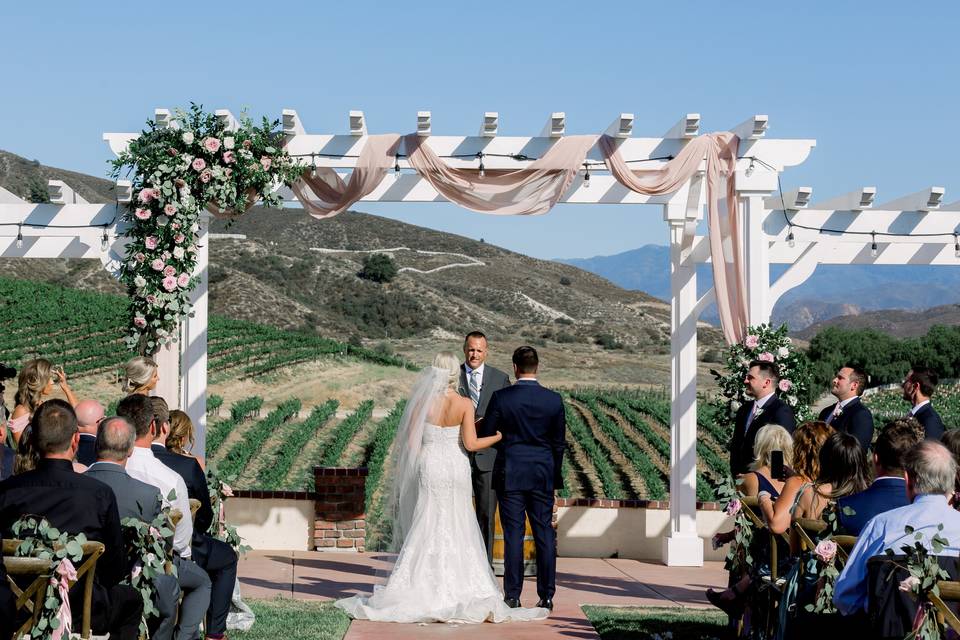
(292, 134, 402, 219)
(403, 134, 596, 215)
(52, 558, 77, 640)
(599, 133, 747, 344)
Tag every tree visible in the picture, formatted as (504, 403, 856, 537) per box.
(26, 176, 49, 203)
(358, 253, 398, 283)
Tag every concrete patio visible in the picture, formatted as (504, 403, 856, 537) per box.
(239, 551, 728, 639)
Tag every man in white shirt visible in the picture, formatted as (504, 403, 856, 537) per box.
(117, 395, 194, 559)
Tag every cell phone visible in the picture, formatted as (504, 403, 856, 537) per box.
(771, 450, 785, 481)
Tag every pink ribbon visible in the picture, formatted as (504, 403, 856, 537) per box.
(51, 558, 77, 640)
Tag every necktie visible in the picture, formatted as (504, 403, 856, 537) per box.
(826, 403, 841, 425)
(469, 370, 481, 408)
(745, 402, 760, 432)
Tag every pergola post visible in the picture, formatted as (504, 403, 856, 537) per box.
(743, 194, 771, 325)
(180, 212, 210, 452)
(662, 206, 703, 566)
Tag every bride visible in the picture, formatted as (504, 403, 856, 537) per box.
(335, 352, 549, 624)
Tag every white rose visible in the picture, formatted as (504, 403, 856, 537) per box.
(173, 246, 185, 259)
(190, 223, 199, 233)
(182, 132, 194, 145)
(224, 136, 235, 149)
(187, 245, 197, 254)
(777, 346, 790, 358)
(134, 275, 147, 287)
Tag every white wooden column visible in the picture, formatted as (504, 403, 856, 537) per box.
(662, 211, 703, 566)
(742, 194, 771, 325)
(180, 213, 209, 453)
(154, 343, 180, 407)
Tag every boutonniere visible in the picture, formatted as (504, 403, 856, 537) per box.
(834, 407, 844, 418)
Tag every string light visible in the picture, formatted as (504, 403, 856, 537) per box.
(787, 226, 795, 248)
(394, 154, 401, 177)
(745, 158, 755, 177)
(583, 163, 591, 188)
(101, 227, 110, 252)
(870, 232, 878, 258)
(477, 152, 485, 178)
(16, 224, 23, 249)
(955, 234, 959, 258)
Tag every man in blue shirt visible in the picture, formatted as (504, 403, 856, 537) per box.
(835, 440, 960, 615)
(838, 418, 920, 535)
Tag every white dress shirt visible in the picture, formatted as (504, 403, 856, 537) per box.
(465, 363, 485, 385)
(911, 399, 931, 416)
(126, 446, 194, 558)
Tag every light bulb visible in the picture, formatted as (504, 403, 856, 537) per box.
(954, 235, 959, 258)
(394, 155, 401, 177)
(101, 229, 110, 252)
(583, 166, 591, 188)
(787, 229, 795, 248)
(745, 159, 755, 177)
(16, 226, 23, 249)
(478, 157, 485, 178)
(870, 233, 878, 258)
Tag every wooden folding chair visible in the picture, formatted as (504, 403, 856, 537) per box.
(741, 496, 791, 582)
(3, 539, 105, 639)
(929, 580, 960, 635)
(189, 499, 201, 520)
(4, 555, 53, 640)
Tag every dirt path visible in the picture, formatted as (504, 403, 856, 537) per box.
(561, 438, 593, 499)
(567, 398, 645, 500)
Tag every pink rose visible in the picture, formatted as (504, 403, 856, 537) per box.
(779, 379, 793, 392)
(130, 564, 142, 580)
(174, 233, 185, 244)
(138, 188, 157, 203)
(151, 258, 164, 271)
(222, 150, 235, 164)
(134, 208, 151, 220)
(146, 294, 158, 305)
(135, 252, 146, 263)
(242, 139, 252, 149)
(164, 203, 177, 215)
(149, 526, 162, 538)
(192, 158, 207, 171)
(260, 156, 272, 170)
(759, 352, 775, 362)
(203, 137, 222, 153)
(725, 499, 741, 516)
(177, 273, 190, 288)
(224, 168, 233, 178)
(163, 265, 176, 277)
(171, 223, 181, 230)
(744, 335, 759, 349)
(899, 575, 920, 593)
(133, 316, 147, 328)
(200, 169, 212, 183)
(221, 482, 234, 497)
(814, 539, 837, 564)
(145, 236, 158, 250)
(162, 275, 177, 292)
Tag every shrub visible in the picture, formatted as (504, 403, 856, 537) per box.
(358, 253, 398, 283)
(560, 276, 572, 286)
(595, 333, 624, 350)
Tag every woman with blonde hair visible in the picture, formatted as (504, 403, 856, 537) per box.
(8, 358, 77, 445)
(337, 351, 548, 623)
(167, 409, 206, 470)
(740, 423, 794, 498)
(121, 356, 159, 396)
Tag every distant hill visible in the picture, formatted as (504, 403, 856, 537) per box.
(0, 149, 726, 360)
(793, 304, 960, 340)
(559, 245, 960, 331)
(0, 150, 117, 203)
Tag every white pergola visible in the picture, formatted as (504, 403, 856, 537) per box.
(5, 108, 958, 565)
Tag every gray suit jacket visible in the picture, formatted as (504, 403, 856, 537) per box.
(85, 462, 163, 523)
(459, 363, 511, 471)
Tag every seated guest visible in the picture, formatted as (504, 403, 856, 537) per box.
(8, 358, 77, 444)
(740, 423, 794, 498)
(87, 416, 211, 640)
(168, 409, 206, 471)
(819, 365, 875, 451)
(838, 419, 920, 535)
(149, 398, 238, 640)
(939, 429, 960, 510)
(121, 356, 159, 396)
(74, 399, 105, 466)
(0, 534, 15, 640)
(902, 366, 946, 440)
(760, 429, 870, 535)
(13, 424, 38, 475)
(0, 400, 142, 640)
(0, 419, 13, 480)
(151, 400, 214, 535)
(834, 440, 960, 615)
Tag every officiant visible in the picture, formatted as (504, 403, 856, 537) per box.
(460, 331, 511, 565)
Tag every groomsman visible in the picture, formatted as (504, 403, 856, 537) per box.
(819, 365, 875, 451)
(459, 331, 511, 565)
(729, 361, 797, 476)
(902, 366, 947, 440)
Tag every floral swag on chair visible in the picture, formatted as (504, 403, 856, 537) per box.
(110, 105, 303, 355)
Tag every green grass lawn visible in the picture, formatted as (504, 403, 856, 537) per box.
(234, 599, 351, 640)
(582, 605, 727, 640)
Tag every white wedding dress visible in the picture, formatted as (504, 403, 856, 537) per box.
(335, 422, 548, 623)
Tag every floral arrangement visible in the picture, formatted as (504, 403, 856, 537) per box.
(714, 476, 755, 576)
(886, 525, 951, 640)
(121, 508, 177, 636)
(11, 515, 87, 640)
(709, 323, 815, 438)
(109, 104, 304, 355)
(805, 502, 853, 614)
(207, 465, 251, 554)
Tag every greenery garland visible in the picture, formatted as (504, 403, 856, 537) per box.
(121, 508, 177, 636)
(709, 323, 815, 440)
(109, 104, 303, 355)
(11, 515, 87, 640)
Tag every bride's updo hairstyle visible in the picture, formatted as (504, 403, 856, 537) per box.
(122, 356, 158, 394)
(433, 352, 461, 390)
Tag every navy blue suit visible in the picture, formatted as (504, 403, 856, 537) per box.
(819, 397, 875, 451)
(0, 445, 13, 480)
(76, 433, 98, 467)
(913, 403, 946, 441)
(837, 477, 909, 536)
(484, 379, 566, 603)
(730, 395, 797, 477)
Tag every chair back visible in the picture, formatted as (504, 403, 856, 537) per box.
(930, 580, 960, 635)
(189, 498, 201, 519)
(867, 554, 960, 640)
(4, 555, 54, 639)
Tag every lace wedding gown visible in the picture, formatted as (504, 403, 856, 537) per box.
(335, 423, 548, 623)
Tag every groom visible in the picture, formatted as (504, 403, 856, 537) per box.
(484, 346, 566, 611)
(460, 331, 511, 564)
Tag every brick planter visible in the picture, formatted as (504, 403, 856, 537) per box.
(313, 467, 367, 552)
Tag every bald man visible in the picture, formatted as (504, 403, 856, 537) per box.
(75, 399, 105, 467)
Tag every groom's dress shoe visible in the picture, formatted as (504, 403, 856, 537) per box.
(536, 599, 554, 611)
(504, 597, 521, 608)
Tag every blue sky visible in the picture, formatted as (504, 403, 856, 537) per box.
(1, 1, 957, 259)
